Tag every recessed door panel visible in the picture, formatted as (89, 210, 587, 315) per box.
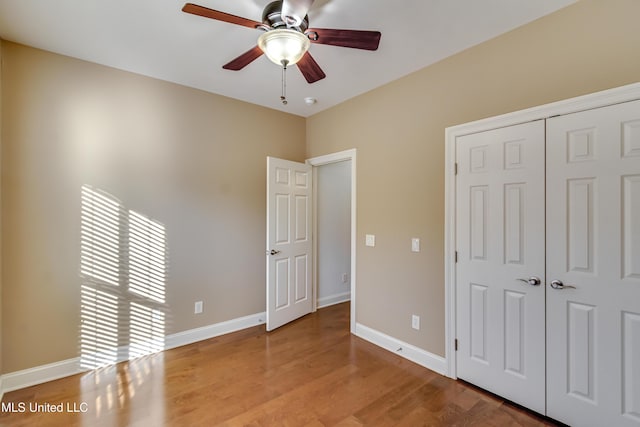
(623, 175, 640, 280)
(275, 167, 290, 185)
(470, 146, 489, 173)
(504, 139, 525, 170)
(622, 120, 640, 158)
(470, 186, 488, 261)
(504, 290, 525, 377)
(295, 195, 309, 242)
(470, 283, 488, 363)
(275, 258, 290, 310)
(567, 128, 597, 163)
(567, 178, 596, 274)
(567, 302, 596, 401)
(294, 170, 309, 188)
(622, 311, 640, 421)
(295, 255, 308, 302)
(504, 184, 525, 265)
(275, 194, 290, 245)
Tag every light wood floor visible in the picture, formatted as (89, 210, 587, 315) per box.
(1, 303, 561, 426)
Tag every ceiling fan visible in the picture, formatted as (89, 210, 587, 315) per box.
(182, 0, 382, 89)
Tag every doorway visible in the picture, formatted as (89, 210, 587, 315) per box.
(315, 160, 352, 309)
(308, 149, 357, 334)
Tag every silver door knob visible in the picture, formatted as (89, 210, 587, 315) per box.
(517, 276, 541, 286)
(267, 249, 281, 255)
(550, 279, 576, 290)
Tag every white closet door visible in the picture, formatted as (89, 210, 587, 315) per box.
(456, 120, 546, 414)
(546, 99, 640, 427)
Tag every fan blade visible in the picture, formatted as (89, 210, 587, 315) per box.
(281, 0, 314, 27)
(306, 28, 381, 50)
(182, 3, 262, 29)
(222, 46, 264, 71)
(296, 52, 326, 84)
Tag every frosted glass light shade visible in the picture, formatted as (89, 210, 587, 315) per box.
(258, 29, 310, 66)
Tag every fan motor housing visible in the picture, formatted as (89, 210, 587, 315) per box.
(262, 1, 309, 32)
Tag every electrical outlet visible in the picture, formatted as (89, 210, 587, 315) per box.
(411, 315, 420, 330)
(194, 301, 203, 314)
(365, 234, 375, 247)
(341, 273, 349, 284)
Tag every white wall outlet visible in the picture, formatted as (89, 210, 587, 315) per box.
(411, 314, 420, 330)
(411, 238, 420, 252)
(194, 301, 203, 314)
(365, 234, 376, 247)
(341, 273, 349, 284)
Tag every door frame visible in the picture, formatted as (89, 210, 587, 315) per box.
(307, 149, 357, 334)
(444, 82, 640, 379)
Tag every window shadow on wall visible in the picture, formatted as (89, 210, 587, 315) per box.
(79, 185, 170, 370)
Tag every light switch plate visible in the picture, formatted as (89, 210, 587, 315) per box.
(365, 234, 376, 247)
(411, 238, 420, 252)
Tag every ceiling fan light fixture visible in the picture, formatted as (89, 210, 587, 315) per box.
(258, 29, 310, 66)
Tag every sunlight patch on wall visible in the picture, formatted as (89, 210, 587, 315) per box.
(80, 185, 168, 370)
(128, 302, 165, 360)
(128, 210, 166, 304)
(80, 186, 120, 287)
(79, 285, 119, 368)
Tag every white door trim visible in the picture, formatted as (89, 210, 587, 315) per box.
(307, 149, 357, 334)
(444, 82, 640, 378)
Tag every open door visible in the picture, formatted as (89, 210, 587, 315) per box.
(266, 157, 313, 331)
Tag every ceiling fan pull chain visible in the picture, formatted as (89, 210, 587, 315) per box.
(280, 59, 289, 105)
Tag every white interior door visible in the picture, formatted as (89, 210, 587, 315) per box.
(546, 99, 640, 427)
(456, 121, 546, 414)
(266, 157, 313, 331)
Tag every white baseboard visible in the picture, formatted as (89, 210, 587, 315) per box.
(316, 292, 351, 309)
(355, 323, 447, 376)
(164, 312, 265, 350)
(0, 311, 266, 395)
(1, 358, 86, 395)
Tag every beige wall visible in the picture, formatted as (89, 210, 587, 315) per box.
(306, 0, 640, 357)
(0, 39, 3, 376)
(0, 42, 305, 372)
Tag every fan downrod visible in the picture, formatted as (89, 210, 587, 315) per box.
(262, 1, 309, 32)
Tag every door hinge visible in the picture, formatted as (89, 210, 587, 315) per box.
(455, 339, 458, 351)
(455, 251, 458, 263)
(454, 162, 458, 175)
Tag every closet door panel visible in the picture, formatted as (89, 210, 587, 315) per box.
(456, 120, 546, 414)
(546, 99, 640, 427)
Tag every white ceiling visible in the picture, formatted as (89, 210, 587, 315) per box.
(0, 0, 576, 117)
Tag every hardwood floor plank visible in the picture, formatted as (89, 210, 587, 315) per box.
(0, 303, 561, 426)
